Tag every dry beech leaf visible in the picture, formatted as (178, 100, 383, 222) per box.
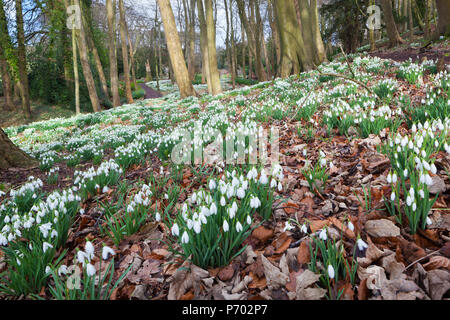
(297, 241, 311, 265)
(423, 256, 450, 271)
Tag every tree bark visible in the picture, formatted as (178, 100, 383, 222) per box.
(119, 0, 133, 104)
(0, 128, 38, 169)
(71, 11, 80, 115)
(268, 0, 280, 76)
(15, 0, 31, 120)
(435, 0, 450, 36)
(106, 0, 121, 107)
(274, 0, 314, 77)
(381, 0, 405, 47)
(408, 0, 414, 40)
(73, 0, 101, 112)
(158, 0, 196, 98)
(197, 0, 212, 91)
(204, 0, 222, 95)
(0, 45, 14, 111)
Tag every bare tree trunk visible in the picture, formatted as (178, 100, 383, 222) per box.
(158, 0, 196, 98)
(119, 0, 133, 104)
(106, 0, 121, 107)
(187, 0, 196, 81)
(15, 0, 31, 120)
(309, 0, 326, 64)
(274, 0, 314, 76)
(241, 22, 246, 77)
(412, 0, 424, 31)
(71, 15, 80, 115)
(86, 30, 110, 102)
(409, 0, 414, 40)
(435, 0, 450, 37)
(268, 0, 280, 76)
(425, 0, 432, 39)
(252, 0, 267, 81)
(0, 128, 38, 169)
(73, 0, 101, 112)
(204, 0, 222, 95)
(381, 0, 405, 47)
(197, 0, 212, 91)
(0, 46, 14, 111)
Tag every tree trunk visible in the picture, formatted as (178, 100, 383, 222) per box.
(86, 29, 110, 102)
(158, 0, 196, 98)
(252, 0, 267, 81)
(119, 0, 133, 104)
(71, 14, 80, 115)
(308, 0, 326, 64)
(412, 0, 424, 31)
(197, 0, 212, 92)
(435, 0, 450, 36)
(204, 0, 222, 95)
(274, 0, 314, 77)
(268, 0, 281, 76)
(0, 128, 38, 169)
(187, 0, 196, 81)
(381, 0, 405, 47)
(15, 0, 31, 120)
(0, 46, 14, 111)
(106, 0, 121, 107)
(425, 0, 432, 39)
(241, 23, 246, 77)
(73, 0, 101, 112)
(409, 0, 414, 40)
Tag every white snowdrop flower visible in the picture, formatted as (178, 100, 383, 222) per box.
(425, 174, 433, 186)
(209, 179, 216, 190)
(171, 223, 180, 237)
(419, 189, 425, 199)
(411, 124, 417, 133)
(246, 215, 252, 225)
(392, 173, 397, 184)
(39, 222, 52, 238)
(80, 208, 85, 215)
(301, 224, 308, 234)
(430, 163, 437, 175)
(283, 221, 294, 232)
(181, 231, 189, 244)
(422, 160, 431, 171)
(387, 173, 392, 184)
(51, 229, 58, 238)
(193, 220, 201, 234)
(102, 186, 110, 193)
(278, 182, 283, 192)
(164, 193, 169, 200)
(412, 202, 417, 211)
(86, 263, 96, 277)
(403, 169, 408, 177)
(77, 250, 87, 265)
(320, 158, 327, 166)
(421, 150, 426, 158)
(357, 238, 368, 251)
(259, 172, 268, 185)
(319, 228, 327, 241)
(187, 219, 193, 230)
(85, 241, 95, 260)
(43, 242, 53, 253)
(58, 265, 68, 276)
(327, 265, 335, 279)
(45, 266, 51, 274)
(223, 220, 229, 232)
(270, 178, 277, 188)
(236, 222, 243, 232)
(426, 217, 432, 225)
(191, 192, 197, 204)
(406, 196, 413, 206)
(220, 196, 226, 206)
(236, 187, 245, 199)
(210, 203, 217, 215)
(155, 211, 161, 222)
(391, 192, 396, 201)
(348, 221, 354, 232)
(102, 246, 115, 260)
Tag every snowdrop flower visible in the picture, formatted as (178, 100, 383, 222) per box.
(259, 172, 268, 185)
(85, 241, 95, 260)
(430, 163, 437, 175)
(246, 215, 252, 225)
(319, 228, 327, 241)
(387, 173, 392, 184)
(412, 202, 417, 211)
(102, 246, 115, 260)
(236, 222, 243, 232)
(300, 224, 308, 234)
(77, 250, 87, 265)
(209, 179, 216, 190)
(155, 211, 161, 222)
(392, 173, 397, 184)
(171, 223, 180, 237)
(39, 222, 52, 238)
(270, 178, 277, 188)
(426, 217, 432, 225)
(223, 220, 229, 232)
(278, 182, 283, 192)
(236, 187, 245, 199)
(419, 189, 425, 199)
(58, 265, 68, 276)
(43, 242, 53, 253)
(403, 169, 408, 178)
(348, 221, 354, 232)
(357, 238, 368, 251)
(45, 266, 51, 274)
(425, 174, 433, 186)
(210, 203, 217, 215)
(283, 221, 294, 232)
(250, 196, 261, 209)
(320, 158, 327, 166)
(181, 231, 189, 244)
(390, 192, 396, 201)
(86, 263, 96, 276)
(193, 220, 201, 234)
(406, 195, 413, 206)
(220, 196, 226, 207)
(327, 265, 335, 279)
(102, 186, 110, 193)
